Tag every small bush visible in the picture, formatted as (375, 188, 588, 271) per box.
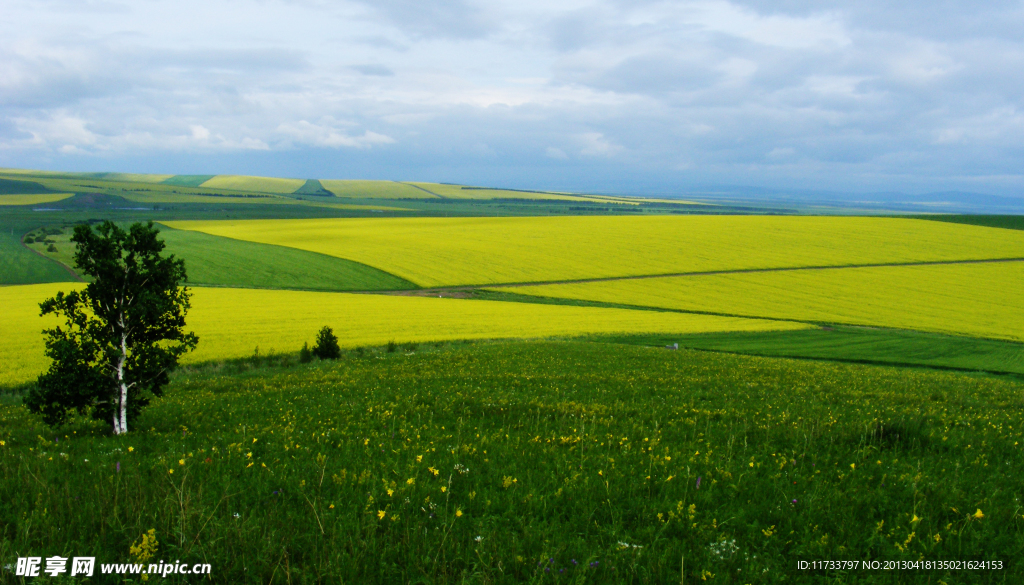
(46, 243, 58, 253)
(299, 342, 312, 363)
(387, 340, 397, 353)
(23, 236, 34, 244)
(312, 327, 341, 360)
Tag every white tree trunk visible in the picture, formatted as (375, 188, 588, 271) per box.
(115, 330, 129, 434)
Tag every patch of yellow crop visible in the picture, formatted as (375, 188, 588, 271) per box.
(165, 216, 1024, 288)
(408, 182, 625, 203)
(98, 173, 174, 183)
(0, 193, 74, 205)
(199, 175, 306, 194)
(499, 261, 1024, 341)
(0, 284, 67, 386)
(320, 180, 439, 199)
(120, 192, 292, 204)
(0, 284, 807, 386)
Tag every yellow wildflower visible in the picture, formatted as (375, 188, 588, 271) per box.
(455, 509, 463, 517)
(377, 510, 386, 520)
(179, 459, 185, 466)
(387, 489, 394, 497)
(440, 486, 447, 493)
(416, 455, 423, 462)
(127, 446, 133, 452)
(406, 478, 415, 485)
(973, 509, 984, 519)
(168, 469, 174, 474)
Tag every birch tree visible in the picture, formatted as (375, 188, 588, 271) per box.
(25, 221, 198, 434)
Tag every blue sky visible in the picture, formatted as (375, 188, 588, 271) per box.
(2, 0, 1023, 197)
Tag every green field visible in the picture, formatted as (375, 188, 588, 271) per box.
(0, 223, 78, 285)
(590, 326, 1024, 376)
(2, 342, 1021, 583)
(21, 224, 417, 292)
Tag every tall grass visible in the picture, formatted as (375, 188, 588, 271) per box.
(1, 341, 1020, 583)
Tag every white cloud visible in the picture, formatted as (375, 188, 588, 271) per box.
(276, 120, 395, 148)
(578, 132, 622, 157)
(0, 0, 1021, 195)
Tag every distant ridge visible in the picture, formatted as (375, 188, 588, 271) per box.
(293, 179, 334, 196)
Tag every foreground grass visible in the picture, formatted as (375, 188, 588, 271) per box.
(1, 341, 1022, 584)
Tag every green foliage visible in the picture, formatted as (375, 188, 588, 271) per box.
(299, 342, 313, 364)
(24, 221, 198, 433)
(312, 326, 341, 360)
(1, 341, 1021, 583)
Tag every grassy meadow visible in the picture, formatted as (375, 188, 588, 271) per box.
(2, 342, 1022, 584)
(165, 215, 1024, 287)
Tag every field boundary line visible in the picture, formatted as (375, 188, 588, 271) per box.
(16, 230, 83, 283)
(377, 256, 1024, 291)
(397, 182, 447, 199)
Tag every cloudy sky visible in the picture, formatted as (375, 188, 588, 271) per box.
(2, 0, 1023, 196)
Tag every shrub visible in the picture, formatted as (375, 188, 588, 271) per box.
(312, 326, 341, 360)
(47, 243, 58, 253)
(299, 342, 312, 363)
(387, 340, 397, 353)
(23, 236, 34, 244)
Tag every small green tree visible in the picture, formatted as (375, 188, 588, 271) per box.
(25, 221, 198, 434)
(299, 342, 313, 363)
(311, 326, 341, 360)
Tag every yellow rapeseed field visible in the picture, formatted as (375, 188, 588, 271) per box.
(0, 284, 808, 386)
(499, 261, 1024, 341)
(320, 180, 439, 199)
(198, 175, 306, 193)
(165, 216, 1024, 287)
(0, 193, 74, 205)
